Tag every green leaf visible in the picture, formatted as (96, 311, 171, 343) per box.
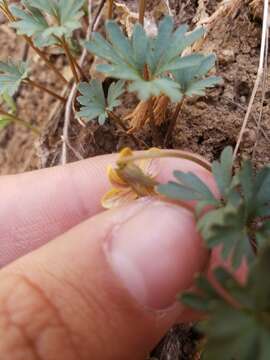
(128, 77, 182, 102)
(157, 170, 218, 205)
(182, 247, 270, 360)
(212, 146, 234, 200)
(77, 79, 124, 125)
(155, 24, 204, 75)
(172, 54, 222, 97)
(181, 292, 211, 311)
(0, 60, 29, 96)
(185, 76, 222, 96)
(131, 23, 149, 69)
(85, 17, 207, 101)
(11, 0, 84, 48)
(107, 80, 125, 109)
(239, 162, 270, 219)
(199, 203, 253, 269)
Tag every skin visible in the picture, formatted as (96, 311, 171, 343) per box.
(0, 152, 246, 360)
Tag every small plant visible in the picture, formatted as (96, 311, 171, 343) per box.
(103, 146, 270, 359)
(9, 0, 85, 81)
(0, 0, 221, 146)
(80, 16, 221, 143)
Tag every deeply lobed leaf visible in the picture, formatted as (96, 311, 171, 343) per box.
(182, 245, 270, 360)
(76, 79, 125, 125)
(0, 60, 29, 96)
(157, 147, 270, 269)
(172, 54, 222, 97)
(85, 17, 207, 102)
(10, 0, 84, 47)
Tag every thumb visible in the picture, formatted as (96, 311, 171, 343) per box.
(0, 198, 208, 360)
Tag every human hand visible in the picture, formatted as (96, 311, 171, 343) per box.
(0, 152, 238, 360)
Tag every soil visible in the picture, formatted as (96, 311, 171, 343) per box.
(0, 0, 268, 358)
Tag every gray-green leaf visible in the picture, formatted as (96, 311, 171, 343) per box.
(77, 79, 124, 125)
(0, 60, 29, 96)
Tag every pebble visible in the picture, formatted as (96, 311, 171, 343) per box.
(219, 49, 235, 65)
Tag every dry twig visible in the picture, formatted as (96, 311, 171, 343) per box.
(233, 0, 269, 158)
(61, 0, 106, 165)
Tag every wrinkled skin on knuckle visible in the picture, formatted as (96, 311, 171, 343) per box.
(0, 273, 79, 360)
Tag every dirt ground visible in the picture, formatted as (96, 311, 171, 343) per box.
(0, 0, 268, 174)
(0, 0, 268, 358)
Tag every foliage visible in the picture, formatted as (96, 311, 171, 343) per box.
(172, 54, 222, 97)
(157, 147, 270, 269)
(181, 243, 270, 360)
(0, 60, 29, 96)
(10, 0, 85, 47)
(85, 16, 206, 101)
(77, 80, 125, 124)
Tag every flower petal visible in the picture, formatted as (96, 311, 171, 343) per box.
(107, 165, 127, 187)
(101, 187, 138, 209)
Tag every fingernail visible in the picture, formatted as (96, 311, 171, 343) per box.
(105, 200, 208, 310)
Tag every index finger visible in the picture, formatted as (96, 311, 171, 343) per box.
(0, 151, 216, 266)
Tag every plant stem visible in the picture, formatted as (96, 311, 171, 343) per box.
(0, 4, 68, 84)
(107, 110, 141, 146)
(0, 109, 41, 136)
(60, 37, 80, 83)
(117, 150, 212, 172)
(164, 97, 185, 147)
(25, 79, 66, 103)
(73, 56, 88, 82)
(139, 0, 146, 25)
(29, 40, 68, 84)
(107, 0, 114, 19)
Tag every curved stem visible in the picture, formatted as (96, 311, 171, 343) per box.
(0, 109, 41, 136)
(117, 150, 212, 172)
(25, 79, 66, 103)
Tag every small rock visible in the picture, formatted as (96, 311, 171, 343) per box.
(243, 128, 257, 143)
(219, 49, 235, 65)
(240, 96, 246, 104)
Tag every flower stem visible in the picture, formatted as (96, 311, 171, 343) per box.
(25, 79, 66, 103)
(139, 0, 146, 25)
(164, 97, 185, 146)
(117, 150, 212, 172)
(0, 109, 41, 136)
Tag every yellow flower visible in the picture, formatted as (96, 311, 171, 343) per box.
(102, 148, 160, 209)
